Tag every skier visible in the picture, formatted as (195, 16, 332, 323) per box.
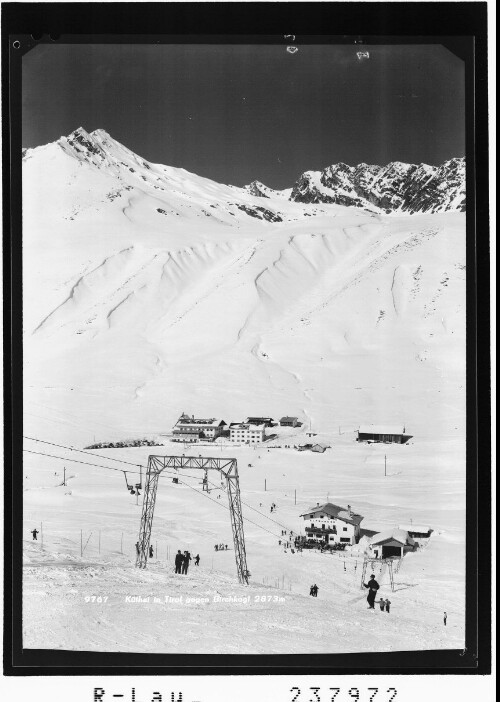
(363, 574, 380, 609)
(379, 598, 386, 612)
(215, 544, 218, 551)
(135, 541, 140, 555)
(385, 598, 391, 614)
(443, 611, 447, 626)
(194, 554, 200, 566)
(31, 528, 39, 541)
(182, 550, 192, 574)
(309, 585, 314, 596)
(174, 549, 183, 574)
(312, 584, 318, 597)
(149, 545, 154, 559)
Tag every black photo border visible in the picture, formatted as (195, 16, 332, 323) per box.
(2, 2, 490, 676)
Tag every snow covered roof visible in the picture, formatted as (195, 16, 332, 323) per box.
(370, 528, 415, 546)
(231, 423, 265, 430)
(176, 416, 224, 427)
(280, 416, 298, 422)
(358, 425, 407, 435)
(398, 524, 432, 534)
(300, 503, 363, 525)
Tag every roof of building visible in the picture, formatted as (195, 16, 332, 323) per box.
(358, 424, 407, 435)
(299, 502, 364, 526)
(370, 528, 416, 546)
(231, 423, 265, 430)
(280, 416, 298, 422)
(176, 415, 225, 427)
(398, 524, 432, 534)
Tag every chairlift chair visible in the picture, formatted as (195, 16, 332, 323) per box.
(122, 471, 136, 495)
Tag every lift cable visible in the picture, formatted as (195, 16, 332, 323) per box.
(24, 435, 144, 468)
(23, 448, 283, 540)
(23, 438, 298, 535)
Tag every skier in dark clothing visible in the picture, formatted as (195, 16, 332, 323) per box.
(309, 585, 314, 596)
(194, 554, 200, 566)
(135, 541, 140, 555)
(174, 550, 183, 574)
(443, 611, 447, 626)
(385, 599, 391, 613)
(182, 551, 192, 574)
(149, 545, 154, 558)
(31, 529, 39, 541)
(312, 584, 318, 597)
(379, 598, 386, 612)
(363, 574, 380, 609)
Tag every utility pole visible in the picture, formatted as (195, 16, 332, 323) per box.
(63, 466, 66, 486)
(294, 489, 296, 505)
(265, 479, 267, 492)
(384, 455, 387, 477)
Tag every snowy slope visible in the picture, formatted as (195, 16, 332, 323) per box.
(22, 128, 466, 654)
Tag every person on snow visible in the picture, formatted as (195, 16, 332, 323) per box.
(309, 585, 314, 596)
(31, 529, 39, 541)
(312, 584, 319, 597)
(149, 545, 154, 558)
(182, 550, 192, 574)
(135, 541, 140, 555)
(385, 598, 391, 613)
(174, 549, 183, 574)
(215, 544, 218, 551)
(194, 554, 200, 566)
(363, 574, 380, 609)
(443, 611, 447, 626)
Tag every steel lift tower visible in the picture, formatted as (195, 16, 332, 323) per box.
(135, 455, 249, 584)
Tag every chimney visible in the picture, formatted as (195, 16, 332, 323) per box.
(347, 504, 351, 516)
(317, 502, 320, 507)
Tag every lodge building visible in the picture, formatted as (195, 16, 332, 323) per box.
(300, 502, 364, 546)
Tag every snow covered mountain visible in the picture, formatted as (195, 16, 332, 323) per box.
(22, 126, 466, 445)
(288, 158, 465, 214)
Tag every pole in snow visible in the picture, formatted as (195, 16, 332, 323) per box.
(265, 479, 267, 492)
(63, 467, 66, 486)
(385, 455, 387, 477)
(80, 530, 83, 557)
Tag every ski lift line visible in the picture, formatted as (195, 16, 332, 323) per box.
(23, 449, 284, 541)
(163, 469, 297, 535)
(23, 436, 145, 469)
(172, 477, 282, 540)
(24, 442, 296, 536)
(22, 448, 140, 474)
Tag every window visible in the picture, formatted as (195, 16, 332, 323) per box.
(340, 537, 350, 543)
(343, 527, 347, 531)
(322, 524, 325, 530)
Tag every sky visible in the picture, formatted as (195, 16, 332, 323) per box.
(22, 42, 465, 189)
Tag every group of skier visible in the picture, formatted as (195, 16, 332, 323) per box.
(214, 543, 228, 551)
(174, 549, 200, 574)
(364, 574, 391, 613)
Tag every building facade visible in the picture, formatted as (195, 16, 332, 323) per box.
(280, 416, 299, 427)
(357, 425, 412, 444)
(229, 423, 266, 443)
(300, 502, 364, 546)
(172, 414, 226, 442)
